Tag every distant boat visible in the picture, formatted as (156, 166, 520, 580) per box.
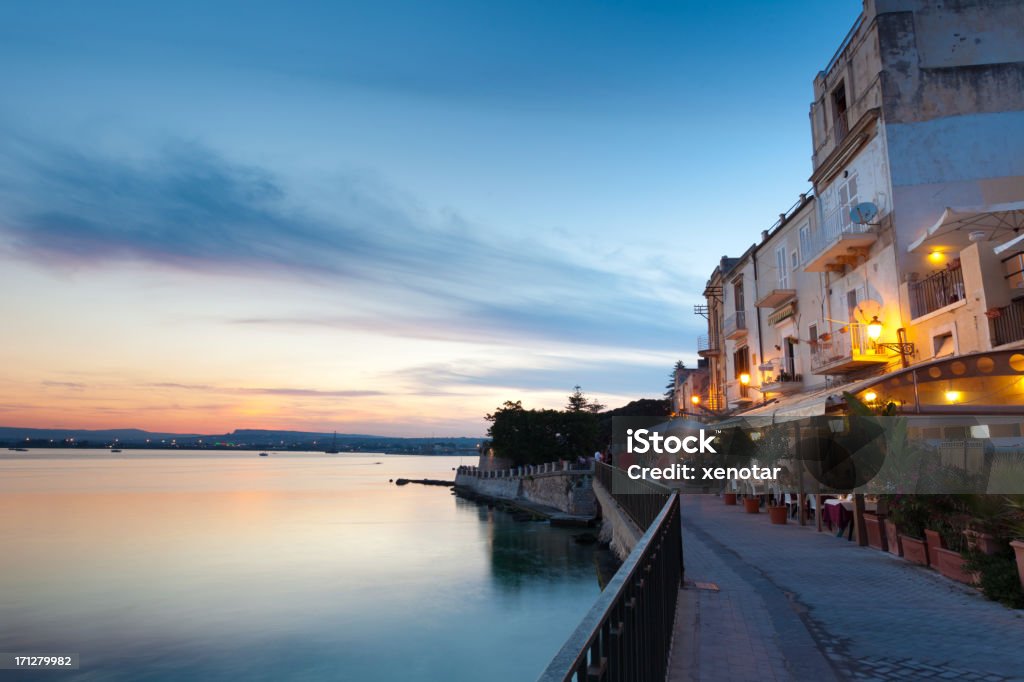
(259, 452, 269, 457)
(10, 447, 28, 452)
(324, 431, 340, 454)
(110, 448, 122, 453)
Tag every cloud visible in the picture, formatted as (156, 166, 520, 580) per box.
(144, 383, 384, 398)
(0, 134, 701, 353)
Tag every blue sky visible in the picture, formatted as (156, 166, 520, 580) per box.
(0, 1, 861, 435)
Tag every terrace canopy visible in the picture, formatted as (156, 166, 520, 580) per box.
(907, 201, 1024, 253)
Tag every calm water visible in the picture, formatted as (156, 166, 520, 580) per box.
(0, 451, 603, 681)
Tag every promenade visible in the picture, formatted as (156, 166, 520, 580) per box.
(668, 495, 1024, 682)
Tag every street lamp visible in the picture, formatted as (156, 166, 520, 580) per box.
(739, 373, 750, 386)
(867, 315, 883, 341)
(690, 395, 701, 405)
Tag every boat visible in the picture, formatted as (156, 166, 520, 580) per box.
(259, 452, 269, 457)
(110, 448, 122, 453)
(324, 431, 340, 454)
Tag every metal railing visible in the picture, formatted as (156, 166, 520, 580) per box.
(800, 203, 873, 267)
(723, 310, 746, 337)
(992, 299, 1024, 346)
(810, 322, 876, 373)
(763, 356, 801, 385)
(697, 333, 719, 354)
(539, 462, 682, 682)
(595, 461, 672, 531)
(910, 265, 965, 318)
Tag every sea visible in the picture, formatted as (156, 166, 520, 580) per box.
(0, 450, 605, 681)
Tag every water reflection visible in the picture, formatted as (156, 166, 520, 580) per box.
(0, 452, 600, 681)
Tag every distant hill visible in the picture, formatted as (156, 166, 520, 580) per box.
(0, 426, 483, 453)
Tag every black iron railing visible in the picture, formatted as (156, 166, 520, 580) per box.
(594, 461, 671, 531)
(910, 264, 965, 318)
(538, 464, 682, 682)
(992, 298, 1024, 346)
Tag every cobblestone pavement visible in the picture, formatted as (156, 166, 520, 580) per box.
(668, 494, 1024, 682)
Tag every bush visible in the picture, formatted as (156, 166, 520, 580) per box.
(966, 551, 1024, 609)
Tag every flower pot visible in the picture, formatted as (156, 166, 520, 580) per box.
(723, 493, 737, 506)
(963, 529, 1001, 556)
(924, 529, 943, 568)
(1011, 540, 1024, 591)
(934, 547, 977, 585)
(884, 519, 902, 557)
(900, 535, 929, 566)
(743, 497, 760, 514)
(768, 505, 788, 525)
(863, 513, 887, 552)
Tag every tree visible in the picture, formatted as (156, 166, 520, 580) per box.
(665, 360, 686, 403)
(486, 398, 599, 466)
(566, 385, 605, 414)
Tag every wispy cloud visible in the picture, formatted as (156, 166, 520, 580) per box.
(0, 134, 700, 352)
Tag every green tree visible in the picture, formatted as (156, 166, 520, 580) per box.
(486, 399, 599, 466)
(566, 385, 605, 414)
(664, 360, 686, 401)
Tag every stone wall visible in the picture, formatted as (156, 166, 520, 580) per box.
(454, 461, 596, 517)
(593, 478, 643, 561)
(453, 472, 521, 499)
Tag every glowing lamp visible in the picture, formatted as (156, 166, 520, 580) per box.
(864, 391, 877, 403)
(928, 250, 945, 263)
(739, 373, 750, 385)
(690, 395, 701, 405)
(866, 315, 883, 341)
(945, 390, 961, 404)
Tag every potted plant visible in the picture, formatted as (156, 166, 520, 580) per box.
(889, 496, 930, 566)
(723, 492, 737, 505)
(932, 518, 976, 585)
(743, 495, 761, 514)
(754, 422, 791, 524)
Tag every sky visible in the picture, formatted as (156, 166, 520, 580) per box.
(0, 0, 861, 437)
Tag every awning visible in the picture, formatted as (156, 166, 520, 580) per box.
(907, 201, 1024, 253)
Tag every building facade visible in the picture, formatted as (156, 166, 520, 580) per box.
(693, 0, 1024, 420)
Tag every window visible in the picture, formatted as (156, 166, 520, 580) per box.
(775, 247, 789, 289)
(734, 347, 750, 398)
(933, 333, 954, 359)
(791, 250, 798, 272)
(734, 281, 745, 312)
(809, 323, 818, 344)
(832, 82, 849, 142)
(798, 223, 811, 262)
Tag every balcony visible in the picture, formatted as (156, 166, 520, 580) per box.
(755, 287, 796, 308)
(697, 334, 721, 357)
(992, 299, 1024, 347)
(801, 204, 877, 273)
(760, 358, 803, 395)
(723, 311, 747, 340)
(810, 323, 891, 375)
(909, 264, 965, 319)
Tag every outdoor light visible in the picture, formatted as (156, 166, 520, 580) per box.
(691, 395, 701, 405)
(864, 391, 877, 403)
(867, 315, 883, 340)
(928, 250, 945, 263)
(739, 373, 750, 385)
(945, 390, 961, 404)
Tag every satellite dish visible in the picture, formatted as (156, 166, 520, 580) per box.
(854, 298, 883, 324)
(850, 202, 878, 225)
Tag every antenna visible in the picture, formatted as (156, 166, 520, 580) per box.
(849, 202, 878, 225)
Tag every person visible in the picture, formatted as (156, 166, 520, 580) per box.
(593, 450, 602, 463)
